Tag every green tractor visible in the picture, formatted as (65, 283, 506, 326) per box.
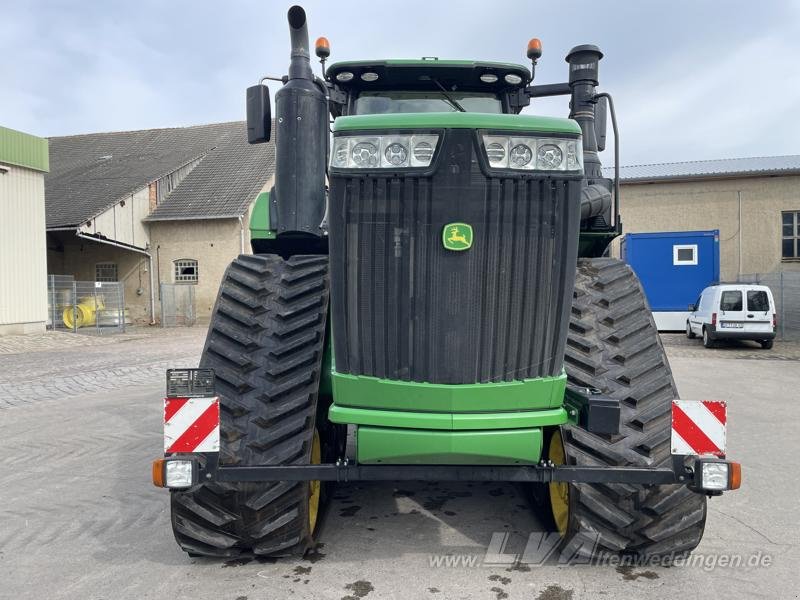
(153, 5, 740, 560)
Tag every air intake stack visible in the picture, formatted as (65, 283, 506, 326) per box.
(566, 45, 614, 223)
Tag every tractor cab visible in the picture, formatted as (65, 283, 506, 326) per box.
(324, 60, 531, 116)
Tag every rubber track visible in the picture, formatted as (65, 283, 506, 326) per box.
(562, 258, 706, 557)
(170, 254, 329, 557)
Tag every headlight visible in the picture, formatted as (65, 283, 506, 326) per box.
(482, 135, 582, 172)
(153, 458, 197, 489)
(692, 458, 742, 492)
(352, 140, 379, 167)
(166, 460, 194, 488)
(331, 134, 440, 169)
(384, 142, 408, 166)
(510, 144, 532, 167)
(537, 144, 563, 169)
(701, 462, 728, 490)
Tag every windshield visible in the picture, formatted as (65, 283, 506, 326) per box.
(355, 91, 503, 115)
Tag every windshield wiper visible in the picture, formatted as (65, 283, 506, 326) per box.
(431, 78, 466, 112)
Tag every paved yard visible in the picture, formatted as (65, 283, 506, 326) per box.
(0, 328, 205, 407)
(0, 329, 798, 599)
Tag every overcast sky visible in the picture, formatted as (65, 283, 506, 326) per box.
(2, 1, 799, 165)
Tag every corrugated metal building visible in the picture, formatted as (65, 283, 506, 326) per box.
(0, 126, 49, 335)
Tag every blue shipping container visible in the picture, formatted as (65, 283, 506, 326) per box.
(622, 230, 720, 313)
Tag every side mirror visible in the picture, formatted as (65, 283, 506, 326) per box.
(246, 84, 271, 143)
(594, 95, 608, 152)
(688, 304, 696, 312)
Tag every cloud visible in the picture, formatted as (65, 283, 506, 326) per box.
(1, 0, 798, 165)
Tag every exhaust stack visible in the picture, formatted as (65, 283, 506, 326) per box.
(273, 5, 328, 237)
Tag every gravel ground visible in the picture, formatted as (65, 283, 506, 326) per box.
(0, 328, 797, 599)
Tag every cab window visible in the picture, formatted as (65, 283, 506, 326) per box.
(720, 290, 742, 311)
(355, 91, 503, 115)
(747, 290, 770, 312)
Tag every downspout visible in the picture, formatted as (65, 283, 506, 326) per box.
(238, 215, 246, 254)
(75, 230, 157, 325)
(737, 190, 742, 280)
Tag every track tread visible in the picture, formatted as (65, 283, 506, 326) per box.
(170, 254, 329, 558)
(561, 258, 706, 557)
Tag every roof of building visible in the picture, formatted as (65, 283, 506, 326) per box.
(45, 121, 274, 229)
(606, 155, 800, 183)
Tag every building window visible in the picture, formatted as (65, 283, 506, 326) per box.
(95, 262, 118, 282)
(174, 259, 198, 284)
(673, 244, 698, 266)
(782, 211, 800, 260)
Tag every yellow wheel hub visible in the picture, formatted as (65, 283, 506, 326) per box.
(308, 429, 321, 533)
(548, 429, 570, 536)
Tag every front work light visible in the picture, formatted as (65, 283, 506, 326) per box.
(482, 135, 582, 172)
(331, 134, 439, 169)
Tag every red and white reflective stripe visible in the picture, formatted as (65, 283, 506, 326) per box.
(164, 397, 219, 453)
(671, 400, 726, 457)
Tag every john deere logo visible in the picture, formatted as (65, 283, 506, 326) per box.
(443, 223, 473, 251)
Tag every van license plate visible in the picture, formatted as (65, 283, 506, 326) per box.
(721, 322, 743, 328)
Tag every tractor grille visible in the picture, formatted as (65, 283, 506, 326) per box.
(328, 129, 581, 384)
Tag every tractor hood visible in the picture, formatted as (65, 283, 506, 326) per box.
(332, 112, 582, 135)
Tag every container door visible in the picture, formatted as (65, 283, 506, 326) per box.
(743, 289, 773, 334)
(717, 289, 745, 331)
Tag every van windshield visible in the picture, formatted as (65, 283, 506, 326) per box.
(747, 290, 770, 312)
(720, 290, 742, 311)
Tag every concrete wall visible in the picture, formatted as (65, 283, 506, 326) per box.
(0, 163, 48, 335)
(149, 216, 251, 320)
(617, 175, 800, 281)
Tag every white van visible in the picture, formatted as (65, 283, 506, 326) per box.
(686, 284, 776, 348)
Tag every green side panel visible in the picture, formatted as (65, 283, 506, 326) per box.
(249, 191, 275, 240)
(333, 112, 581, 135)
(332, 371, 566, 412)
(356, 426, 543, 464)
(329, 404, 567, 430)
(0, 126, 49, 172)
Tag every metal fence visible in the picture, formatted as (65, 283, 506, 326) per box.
(737, 271, 800, 341)
(47, 275, 128, 334)
(160, 283, 196, 327)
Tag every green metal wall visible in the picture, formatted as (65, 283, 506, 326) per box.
(0, 126, 49, 173)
